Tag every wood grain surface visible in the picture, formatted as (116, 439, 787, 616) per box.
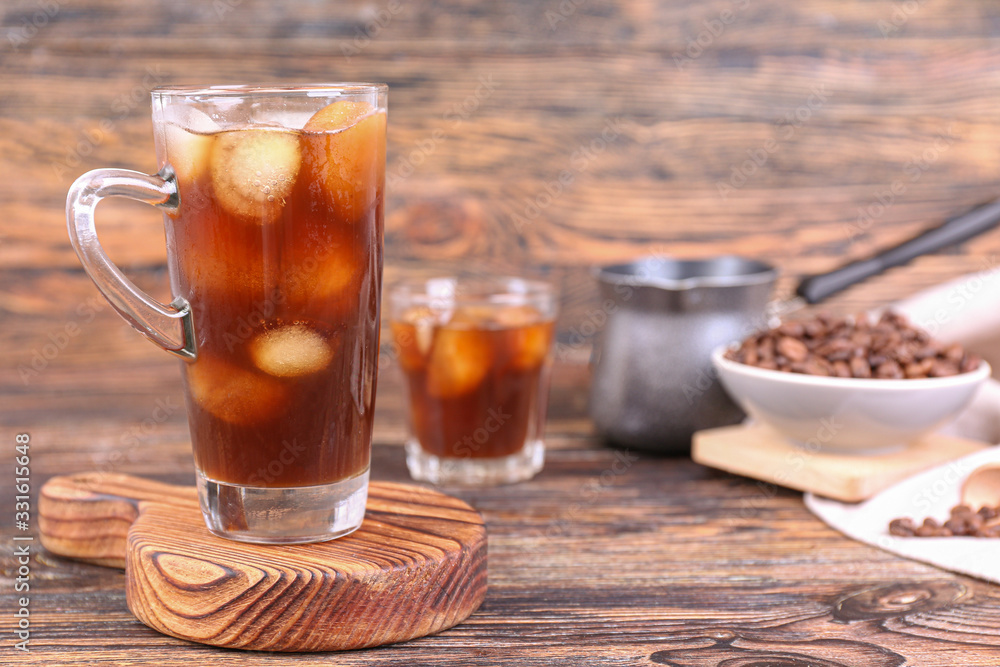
(38, 473, 487, 652)
(9, 439, 1000, 665)
(5, 0, 1000, 664)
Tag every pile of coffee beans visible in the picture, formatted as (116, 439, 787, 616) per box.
(725, 310, 981, 379)
(889, 503, 1000, 538)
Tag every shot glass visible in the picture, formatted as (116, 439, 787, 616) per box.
(389, 277, 557, 485)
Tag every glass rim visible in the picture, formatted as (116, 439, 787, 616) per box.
(152, 83, 388, 99)
(389, 275, 557, 308)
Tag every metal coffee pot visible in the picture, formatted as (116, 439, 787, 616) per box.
(588, 256, 776, 453)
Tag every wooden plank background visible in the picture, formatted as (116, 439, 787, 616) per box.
(5, 0, 1000, 357)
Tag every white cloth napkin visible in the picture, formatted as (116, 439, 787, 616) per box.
(806, 447, 1000, 583)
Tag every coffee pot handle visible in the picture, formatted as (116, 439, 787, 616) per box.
(795, 198, 1000, 304)
(66, 166, 196, 360)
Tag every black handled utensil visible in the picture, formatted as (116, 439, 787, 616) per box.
(795, 199, 1000, 305)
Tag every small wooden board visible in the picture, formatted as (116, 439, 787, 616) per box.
(38, 473, 487, 652)
(692, 423, 989, 502)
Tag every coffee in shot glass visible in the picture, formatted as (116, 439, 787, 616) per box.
(389, 277, 556, 485)
(66, 84, 387, 544)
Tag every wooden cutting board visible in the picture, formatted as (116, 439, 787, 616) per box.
(692, 423, 990, 502)
(38, 472, 487, 652)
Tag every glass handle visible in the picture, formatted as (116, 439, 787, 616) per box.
(66, 166, 196, 360)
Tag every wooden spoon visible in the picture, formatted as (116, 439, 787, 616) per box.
(961, 463, 1000, 510)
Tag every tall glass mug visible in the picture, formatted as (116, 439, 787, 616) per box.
(390, 277, 556, 485)
(66, 84, 387, 544)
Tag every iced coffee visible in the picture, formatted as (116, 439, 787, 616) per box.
(160, 85, 385, 542)
(390, 278, 556, 485)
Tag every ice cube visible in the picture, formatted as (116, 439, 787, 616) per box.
(302, 101, 386, 224)
(493, 305, 543, 328)
(186, 356, 289, 425)
(249, 323, 335, 377)
(392, 306, 436, 371)
(161, 105, 220, 134)
(173, 201, 265, 303)
(409, 309, 436, 358)
(312, 240, 363, 301)
(493, 305, 553, 371)
(305, 101, 375, 133)
(426, 325, 493, 398)
(164, 123, 214, 184)
(448, 306, 499, 328)
(391, 322, 422, 372)
(508, 322, 553, 371)
(209, 128, 301, 223)
(278, 228, 367, 314)
(178, 247, 263, 303)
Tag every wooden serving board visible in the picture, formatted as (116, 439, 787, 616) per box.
(38, 472, 487, 652)
(692, 423, 989, 502)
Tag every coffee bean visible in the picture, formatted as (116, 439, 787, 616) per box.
(929, 359, 959, 377)
(894, 345, 915, 365)
(976, 525, 1000, 538)
(802, 358, 831, 376)
(944, 518, 967, 534)
(875, 360, 904, 379)
(891, 502, 1000, 538)
(849, 356, 872, 378)
(962, 354, 983, 373)
(777, 322, 805, 338)
(889, 518, 916, 536)
(915, 343, 942, 360)
(725, 310, 981, 380)
(777, 336, 809, 362)
(944, 342, 965, 363)
(868, 353, 889, 367)
(803, 320, 825, 338)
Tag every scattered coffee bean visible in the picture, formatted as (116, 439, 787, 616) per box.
(726, 310, 981, 379)
(888, 517, 916, 536)
(889, 501, 1000, 538)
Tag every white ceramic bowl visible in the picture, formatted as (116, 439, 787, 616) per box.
(711, 345, 991, 452)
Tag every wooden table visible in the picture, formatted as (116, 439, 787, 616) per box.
(4, 349, 1000, 665)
